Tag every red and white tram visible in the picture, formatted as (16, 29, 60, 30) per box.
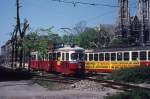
(30, 45, 85, 76)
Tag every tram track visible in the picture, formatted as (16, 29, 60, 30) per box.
(32, 73, 82, 84)
(86, 77, 150, 91)
(31, 72, 150, 91)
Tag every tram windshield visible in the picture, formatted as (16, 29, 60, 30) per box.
(71, 53, 84, 61)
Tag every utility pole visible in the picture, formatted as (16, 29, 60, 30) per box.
(17, 0, 29, 69)
(11, 0, 29, 69)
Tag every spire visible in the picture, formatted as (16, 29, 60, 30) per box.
(116, 0, 130, 38)
(137, 0, 150, 45)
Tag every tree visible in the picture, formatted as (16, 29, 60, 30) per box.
(76, 27, 97, 49)
(73, 25, 114, 49)
(94, 25, 114, 48)
(40, 27, 62, 44)
(73, 21, 87, 34)
(10, 0, 29, 69)
(110, 37, 130, 47)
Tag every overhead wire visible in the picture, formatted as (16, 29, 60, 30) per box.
(51, 0, 118, 7)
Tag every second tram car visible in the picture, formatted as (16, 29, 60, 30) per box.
(30, 45, 85, 76)
(85, 47, 150, 73)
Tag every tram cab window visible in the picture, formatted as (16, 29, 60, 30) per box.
(132, 52, 138, 60)
(117, 52, 122, 61)
(89, 54, 93, 61)
(66, 53, 69, 61)
(105, 53, 110, 61)
(85, 54, 87, 61)
(94, 54, 98, 61)
(124, 52, 129, 61)
(140, 51, 147, 60)
(71, 53, 84, 61)
(99, 53, 104, 61)
(111, 53, 116, 61)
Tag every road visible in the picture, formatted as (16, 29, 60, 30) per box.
(0, 66, 117, 99)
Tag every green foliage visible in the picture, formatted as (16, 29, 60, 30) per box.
(77, 28, 97, 49)
(24, 32, 39, 52)
(110, 37, 136, 47)
(110, 37, 128, 47)
(24, 27, 62, 60)
(105, 90, 150, 99)
(41, 27, 62, 44)
(110, 66, 150, 83)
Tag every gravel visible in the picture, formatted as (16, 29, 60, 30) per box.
(71, 80, 107, 92)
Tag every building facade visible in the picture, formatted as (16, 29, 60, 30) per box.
(116, 0, 150, 46)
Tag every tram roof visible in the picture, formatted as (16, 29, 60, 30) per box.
(85, 46, 150, 53)
(57, 45, 84, 51)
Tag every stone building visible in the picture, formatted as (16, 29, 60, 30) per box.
(1, 40, 12, 65)
(116, 0, 150, 46)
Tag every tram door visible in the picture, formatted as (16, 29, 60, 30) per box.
(61, 53, 69, 73)
(49, 53, 55, 72)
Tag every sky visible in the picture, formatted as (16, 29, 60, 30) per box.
(0, 0, 137, 48)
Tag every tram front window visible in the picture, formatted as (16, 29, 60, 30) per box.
(71, 53, 84, 61)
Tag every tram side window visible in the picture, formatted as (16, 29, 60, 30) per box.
(62, 53, 65, 61)
(140, 51, 147, 60)
(149, 52, 150, 60)
(57, 52, 61, 61)
(117, 52, 122, 61)
(111, 53, 116, 61)
(94, 54, 98, 61)
(38, 55, 42, 60)
(89, 54, 93, 61)
(53, 53, 56, 60)
(124, 52, 129, 61)
(99, 53, 104, 61)
(66, 53, 69, 61)
(49, 53, 53, 60)
(132, 52, 138, 60)
(85, 54, 87, 61)
(105, 53, 110, 61)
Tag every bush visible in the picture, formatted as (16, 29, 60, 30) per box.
(110, 66, 150, 83)
(105, 90, 150, 99)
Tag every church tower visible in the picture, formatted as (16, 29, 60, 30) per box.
(138, 0, 150, 45)
(116, 0, 130, 38)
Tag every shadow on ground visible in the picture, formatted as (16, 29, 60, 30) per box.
(0, 66, 33, 82)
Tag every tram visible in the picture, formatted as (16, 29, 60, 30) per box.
(85, 47, 150, 73)
(30, 45, 85, 76)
